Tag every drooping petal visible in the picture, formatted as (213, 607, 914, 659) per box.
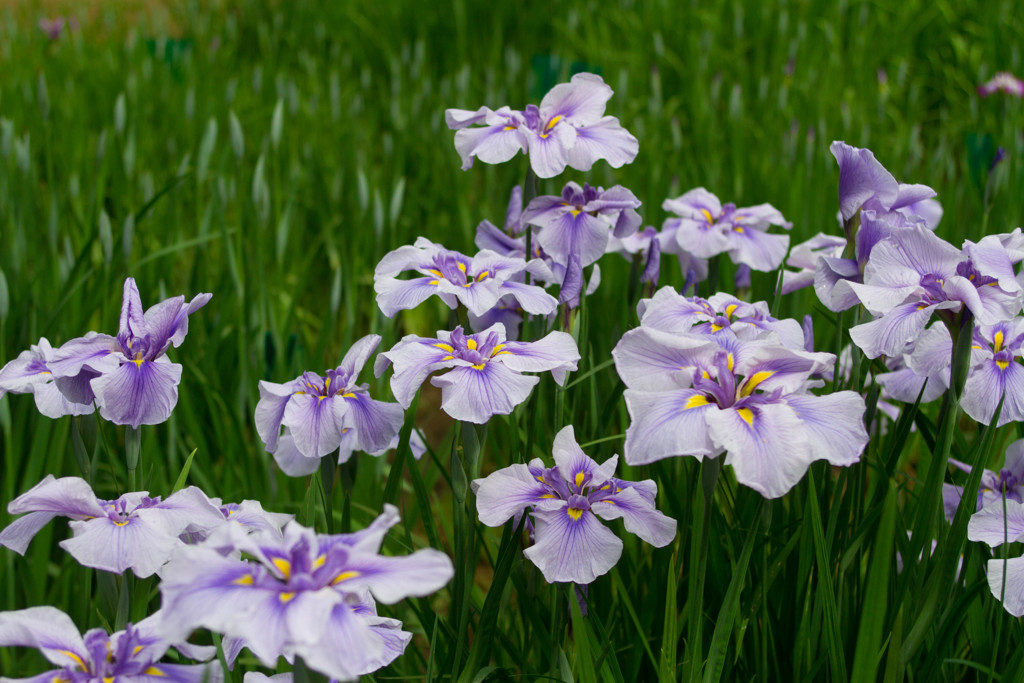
(453, 122, 527, 170)
(591, 486, 676, 547)
(91, 358, 184, 428)
(281, 393, 350, 459)
(566, 116, 639, 171)
(524, 508, 622, 583)
(623, 389, 719, 464)
(539, 73, 612, 125)
(6, 474, 106, 518)
(534, 210, 612, 267)
(375, 276, 452, 317)
(986, 556, 1024, 617)
(968, 499, 1024, 546)
(708, 402, 813, 499)
(962, 359, 1024, 427)
(328, 548, 454, 603)
(297, 603, 387, 682)
(849, 301, 954, 360)
(525, 123, 576, 179)
(340, 391, 405, 454)
(497, 331, 580, 386)
(473, 463, 559, 527)
(499, 280, 558, 315)
(725, 227, 790, 272)
(781, 391, 868, 466)
(0, 606, 87, 668)
(431, 363, 538, 423)
(255, 380, 299, 453)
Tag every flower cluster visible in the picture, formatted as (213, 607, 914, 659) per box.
(473, 426, 676, 583)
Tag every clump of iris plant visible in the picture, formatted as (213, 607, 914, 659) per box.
(156, 505, 453, 682)
(445, 72, 639, 178)
(375, 323, 579, 424)
(473, 425, 676, 583)
(254, 334, 405, 476)
(0, 606, 222, 683)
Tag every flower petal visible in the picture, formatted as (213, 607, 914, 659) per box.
(524, 508, 622, 583)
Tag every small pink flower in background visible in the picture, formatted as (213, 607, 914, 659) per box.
(38, 17, 65, 40)
(978, 72, 1024, 98)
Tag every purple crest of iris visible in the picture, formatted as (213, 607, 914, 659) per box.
(0, 337, 94, 418)
(0, 475, 226, 577)
(375, 323, 579, 424)
(156, 505, 453, 682)
(846, 226, 1023, 359)
(40, 278, 212, 428)
(255, 334, 405, 477)
(613, 331, 868, 498)
(662, 187, 792, 272)
(521, 181, 642, 268)
(374, 237, 557, 322)
(445, 72, 639, 179)
(0, 606, 222, 683)
(472, 425, 676, 584)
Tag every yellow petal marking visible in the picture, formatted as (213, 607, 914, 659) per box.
(143, 667, 166, 677)
(567, 508, 583, 522)
(997, 360, 1010, 371)
(313, 555, 326, 569)
(103, 678, 114, 683)
(132, 358, 144, 368)
(700, 209, 714, 224)
(540, 493, 555, 498)
(324, 377, 331, 392)
(601, 499, 616, 505)
(434, 343, 455, 352)
(725, 304, 739, 319)
(710, 324, 723, 332)
(684, 394, 709, 410)
(112, 518, 129, 527)
(429, 280, 440, 285)
(59, 651, 87, 670)
(442, 355, 454, 361)
(471, 363, 486, 370)
(733, 226, 745, 233)
(341, 392, 355, 398)
(278, 592, 296, 603)
(575, 472, 585, 488)
(332, 570, 361, 585)
(232, 574, 254, 586)
(427, 269, 443, 277)
(503, 124, 517, 131)
(740, 370, 775, 397)
(545, 115, 563, 131)
(467, 339, 477, 350)
(727, 353, 735, 373)
(476, 271, 489, 281)
(271, 557, 291, 579)
(133, 646, 144, 655)
(570, 209, 582, 217)
(736, 407, 755, 427)
(995, 331, 1005, 352)
(536, 475, 545, 483)
(457, 262, 467, 272)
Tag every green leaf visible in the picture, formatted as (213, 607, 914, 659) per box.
(850, 482, 897, 680)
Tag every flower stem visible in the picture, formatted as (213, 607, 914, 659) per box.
(125, 426, 141, 492)
(685, 455, 722, 681)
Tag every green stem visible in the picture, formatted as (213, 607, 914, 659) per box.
(686, 455, 722, 682)
(125, 426, 141, 491)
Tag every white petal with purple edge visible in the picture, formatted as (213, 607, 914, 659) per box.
(61, 516, 181, 577)
(623, 389, 719, 464)
(592, 486, 677, 547)
(91, 357, 183, 428)
(986, 556, 1024, 617)
(968, 499, 1024, 546)
(781, 391, 868, 466)
(432, 363, 538, 423)
(962, 360, 1024, 426)
(474, 463, 562, 527)
(567, 117, 639, 171)
(0, 606, 86, 667)
(499, 331, 580, 385)
(282, 393, 351, 459)
(540, 73, 612, 125)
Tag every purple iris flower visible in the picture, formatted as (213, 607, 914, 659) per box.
(445, 72, 639, 178)
(255, 335, 405, 477)
(830, 141, 938, 226)
(472, 425, 676, 584)
(375, 323, 579, 424)
(945, 438, 1024, 522)
(846, 225, 1023, 359)
(156, 505, 452, 682)
(967, 498, 1024, 616)
(874, 323, 950, 404)
(521, 181, 641, 267)
(0, 337, 94, 418)
(613, 330, 867, 498)
(961, 319, 1024, 426)
(39, 278, 211, 428)
(182, 498, 294, 548)
(635, 288, 805, 350)
(781, 233, 847, 295)
(374, 237, 557, 322)
(0, 606, 221, 683)
(978, 72, 1024, 97)
(662, 188, 791, 272)
(0, 475, 225, 577)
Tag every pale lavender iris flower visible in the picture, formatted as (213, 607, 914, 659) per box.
(521, 181, 641, 267)
(613, 329, 868, 498)
(255, 335, 405, 477)
(846, 226, 1022, 359)
(40, 278, 211, 428)
(0, 606, 221, 683)
(978, 72, 1024, 97)
(375, 323, 579, 424)
(374, 237, 557, 321)
(0, 475, 225, 577)
(662, 188, 791, 272)
(445, 72, 639, 178)
(156, 505, 452, 682)
(0, 337, 94, 418)
(945, 438, 1024, 522)
(472, 425, 676, 583)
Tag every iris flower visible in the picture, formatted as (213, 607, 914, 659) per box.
(614, 329, 867, 498)
(945, 438, 1024, 521)
(661, 188, 791, 272)
(255, 335, 405, 476)
(374, 237, 557, 321)
(0, 475, 225, 577)
(967, 499, 1024, 616)
(445, 72, 638, 178)
(473, 425, 676, 583)
(375, 323, 579, 424)
(0, 606, 221, 683)
(156, 506, 453, 682)
(0, 337, 93, 418)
